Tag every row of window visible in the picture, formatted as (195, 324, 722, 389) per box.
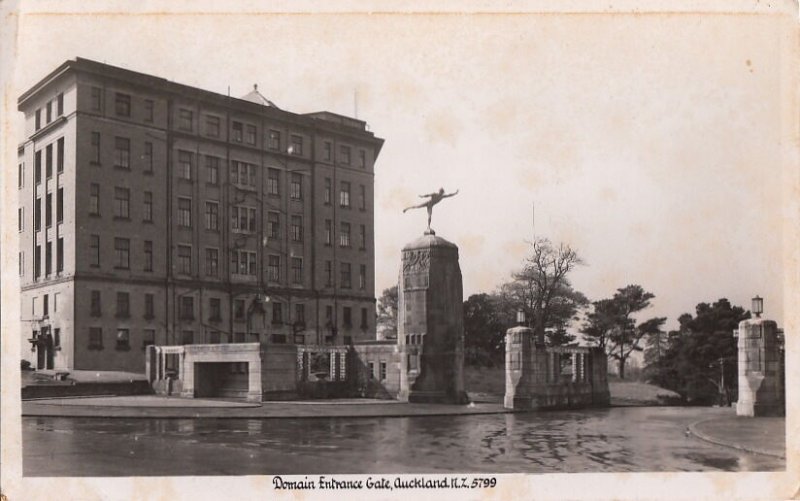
(30, 292, 60, 318)
(87, 327, 154, 351)
(25, 137, 65, 187)
(366, 360, 388, 382)
(23, 187, 64, 233)
(89, 88, 151, 122)
(34, 93, 65, 130)
(26, 237, 65, 279)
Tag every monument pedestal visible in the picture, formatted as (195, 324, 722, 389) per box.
(398, 233, 469, 405)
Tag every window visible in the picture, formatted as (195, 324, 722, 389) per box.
(178, 108, 193, 131)
(340, 222, 351, 247)
(18, 162, 23, 188)
(45, 144, 53, 178)
(89, 328, 103, 350)
(359, 264, 366, 290)
(231, 250, 256, 276)
(343, 306, 352, 327)
(178, 245, 192, 275)
(232, 121, 243, 142)
(144, 99, 154, 122)
(144, 240, 153, 272)
(209, 297, 221, 321)
(294, 303, 306, 327)
(340, 145, 351, 164)
(91, 132, 100, 164)
(290, 172, 302, 200)
(231, 161, 256, 188)
(361, 307, 369, 329)
(290, 134, 303, 155)
(325, 260, 333, 287)
(116, 292, 130, 318)
(234, 300, 245, 320)
(205, 202, 219, 230)
(57, 93, 64, 116)
(341, 262, 352, 289)
(143, 191, 153, 222)
(267, 255, 280, 281)
(18, 207, 23, 232)
(115, 93, 131, 117)
(291, 257, 303, 284)
(143, 329, 155, 349)
(267, 168, 280, 195)
(90, 235, 100, 267)
(205, 248, 219, 276)
(325, 219, 332, 246)
(368, 361, 375, 380)
(54, 328, 61, 348)
(231, 206, 256, 233)
(57, 138, 64, 173)
(144, 293, 154, 319)
(91, 290, 101, 316)
(205, 156, 219, 184)
(114, 237, 130, 269)
(245, 124, 256, 145)
(178, 151, 193, 180)
(272, 302, 283, 324)
(114, 137, 130, 169)
(114, 187, 130, 219)
(180, 296, 194, 319)
(35, 197, 41, 230)
(323, 141, 332, 161)
(46, 193, 52, 227)
(267, 211, 280, 239)
(90, 87, 102, 112)
(326, 305, 333, 323)
(18, 251, 24, 276)
(268, 130, 280, 150)
(291, 215, 303, 242)
(178, 198, 192, 227)
(324, 177, 332, 204)
(181, 330, 194, 345)
(339, 181, 351, 207)
(45, 241, 52, 276)
(46, 101, 52, 123)
(57, 187, 63, 223)
(359, 224, 366, 250)
(53, 292, 58, 313)
(379, 361, 387, 381)
(273, 334, 287, 344)
(359, 185, 366, 210)
(90, 184, 100, 215)
(35, 150, 41, 184)
(43, 294, 49, 317)
(56, 237, 64, 273)
(143, 142, 153, 173)
(359, 150, 366, 169)
(206, 116, 220, 137)
(115, 329, 130, 350)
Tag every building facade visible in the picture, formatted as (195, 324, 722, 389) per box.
(18, 58, 383, 372)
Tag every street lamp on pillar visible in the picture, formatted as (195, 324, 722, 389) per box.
(752, 295, 763, 319)
(516, 309, 526, 326)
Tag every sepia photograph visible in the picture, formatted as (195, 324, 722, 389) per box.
(1, 1, 797, 500)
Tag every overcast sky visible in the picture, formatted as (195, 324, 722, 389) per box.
(9, 9, 788, 330)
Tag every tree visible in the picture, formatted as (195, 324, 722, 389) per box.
(582, 285, 665, 379)
(463, 294, 508, 367)
(376, 285, 398, 339)
(497, 237, 586, 346)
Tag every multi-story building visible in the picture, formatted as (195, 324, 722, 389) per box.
(18, 58, 383, 372)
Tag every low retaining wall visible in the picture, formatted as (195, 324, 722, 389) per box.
(22, 380, 152, 400)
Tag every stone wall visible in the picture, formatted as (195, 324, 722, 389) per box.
(736, 319, 785, 417)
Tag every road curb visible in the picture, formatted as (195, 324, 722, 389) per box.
(688, 418, 785, 459)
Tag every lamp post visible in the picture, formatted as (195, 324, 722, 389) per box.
(752, 295, 763, 318)
(516, 309, 526, 326)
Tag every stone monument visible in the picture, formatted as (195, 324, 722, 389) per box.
(736, 316, 784, 417)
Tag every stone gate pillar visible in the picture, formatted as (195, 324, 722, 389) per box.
(504, 325, 533, 409)
(399, 233, 469, 404)
(736, 318, 784, 417)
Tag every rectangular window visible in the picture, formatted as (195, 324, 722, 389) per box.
(180, 296, 194, 319)
(57, 138, 64, 173)
(89, 328, 103, 349)
(359, 185, 366, 210)
(325, 219, 332, 246)
(54, 328, 61, 348)
(291, 215, 303, 242)
(57, 187, 63, 223)
(205, 156, 219, 184)
(46, 144, 52, 178)
(18, 207, 23, 232)
(115, 329, 130, 350)
(18, 162, 24, 188)
(57, 93, 64, 116)
(178, 108, 193, 131)
(143, 329, 155, 349)
(325, 260, 333, 287)
(114, 237, 130, 269)
(181, 330, 194, 345)
(245, 124, 256, 145)
(35, 150, 41, 184)
(326, 305, 333, 323)
(45, 242, 51, 276)
(114, 137, 130, 169)
(359, 150, 366, 169)
(340, 181, 351, 207)
(178, 150, 193, 180)
(178, 245, 192, 275)
(268, 130, 281, 150)
(144, 99, 154, 122)
(340, 222, 351, 247)
(114, 187, 130, 219)
(267, 255, 280, 282)
(343, 306, 352, 327)
(368, 362, 375, 380)
(291, 257, 303, 284)
(143, 142, 153, 173)
(360, 264, 366, 290)
(359, 224, 366, 250)
(143, 191, 153, 222)
(35, 109, 41, 130)
(205, 248, 219, 277)
(144, 240, 153, 272)
(290, 134, 303, 155)
(361, 307, 369, 329)
(209, 297, 221, 321)
(91, 132, 100, 164)
(144, 293, 154, 319)
(91, 290, 101, 316)
(19, 251, 24, 276)
(205, 202, 219, 230)
(294, 303, 306, 327)
(231, 206, 257, 233)
(267, 211, 280, 239)
(90, 183, 100, 215)
(234, 299, 245, 320)
(232, 121, 243, 142)
(178, 198, 192, 227)
(35, 197, 41, 230)
(206, 116, 220, 137)
(231, 250, 256, 276)
(324, 177, 332, 204)
(116, 292, 130, 318)
(115, 93, 131, 117)
(272, 302, 283, 324)
(46, 193, 52, 227)
(46, 101, 52, 123)
(90, 87, 102, 112)
(379, 361, 386, 381)
(56, 237, 64, 273)
(290, 172, 302, 200)
(323, 141, 332, 161)
(340, 145, 351, 164)
(90, 235, 100, 267)
(267, 168, 280, 195)
(341, 262, 352, 289)
(230, 161, 256, 188)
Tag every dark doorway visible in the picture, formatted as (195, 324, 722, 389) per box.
(36, 327, 54, 370)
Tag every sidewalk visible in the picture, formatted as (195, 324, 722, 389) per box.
(689, 413, 786, 458)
